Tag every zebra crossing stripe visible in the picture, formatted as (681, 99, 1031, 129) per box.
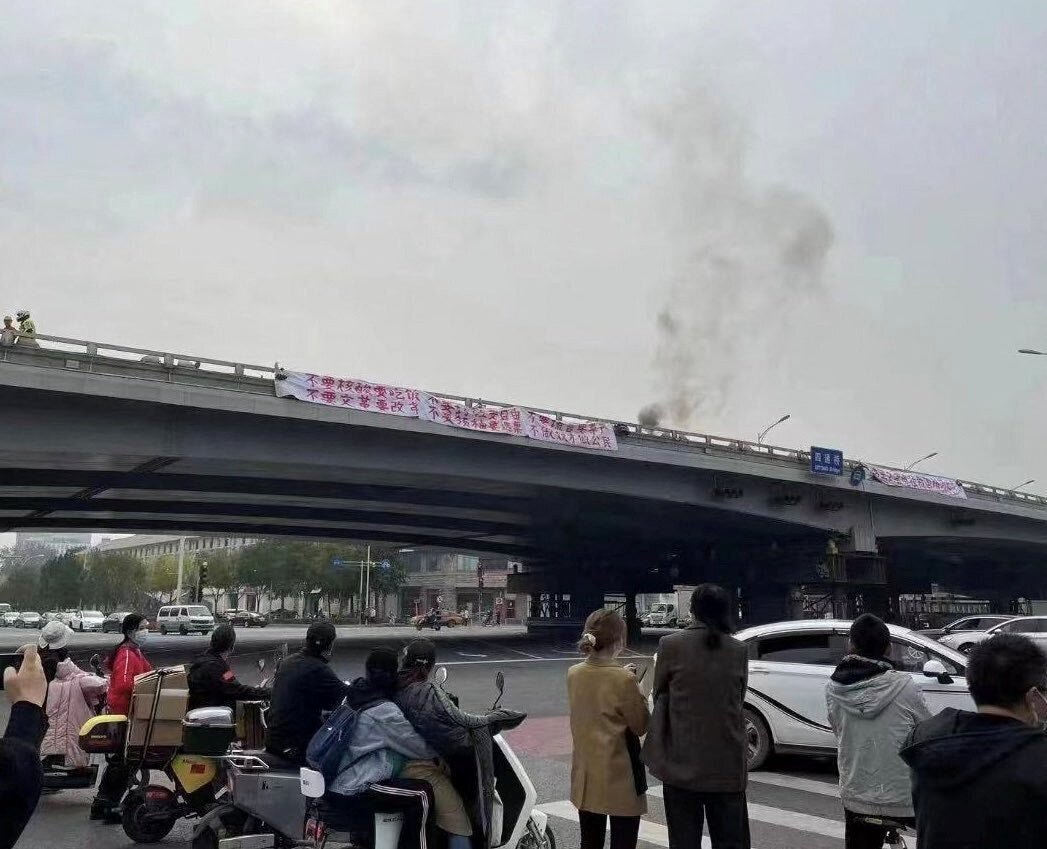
(749, 772, 841, 797)
(537, 800, 711, 849)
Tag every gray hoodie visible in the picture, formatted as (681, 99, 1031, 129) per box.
(825, 656, 931, 817)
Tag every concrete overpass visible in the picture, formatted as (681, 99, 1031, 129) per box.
(3, 334, 1047, 622)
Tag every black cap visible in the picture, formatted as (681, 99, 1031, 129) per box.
(306, 621, 337, 655)
(402, 638, 436, 671)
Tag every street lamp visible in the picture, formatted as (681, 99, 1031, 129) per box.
(757, 414, 791, 446)
(904, 452, 938, 471)
(1012, 479, 1036, 492)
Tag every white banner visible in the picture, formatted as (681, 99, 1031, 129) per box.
(276, 371, 618, 452)
(275, 371, 420, 416)
(869, 466, 967, 499)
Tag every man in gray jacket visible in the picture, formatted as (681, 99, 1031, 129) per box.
(825, 614, 930, 849)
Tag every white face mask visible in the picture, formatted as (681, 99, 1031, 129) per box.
(133, 629, 150, 645)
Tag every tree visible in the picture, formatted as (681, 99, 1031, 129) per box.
(39, 549, 85, 609)
(200, 549, 241, 607)
(148, 555, 180, 604)
(86, 552, 146, 611)
(0, 563, 42, 609)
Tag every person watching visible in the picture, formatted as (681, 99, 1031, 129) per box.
(15, 310, 38, 348)
(0, 316, 16, 347)
(0, 644, 49, 849)
(187, 624, 270, 712)
(265, 622, 349, 764)
(826, 614, 929, 849)
(92, 613, 152, 822)
(901, 633, 1047, 848)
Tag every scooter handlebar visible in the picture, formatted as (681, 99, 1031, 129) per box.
(487, 709, 526, 734)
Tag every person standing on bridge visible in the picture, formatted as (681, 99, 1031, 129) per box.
(15, 310, 38, 347)
(643, 584, 750, 849)
(568, 608, 650, 849)
(0, 316, 16, 347)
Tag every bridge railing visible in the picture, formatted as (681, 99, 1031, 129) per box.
(4, 332, 1045, 510)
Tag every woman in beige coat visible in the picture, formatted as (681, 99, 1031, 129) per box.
(568, 608, 650, 849)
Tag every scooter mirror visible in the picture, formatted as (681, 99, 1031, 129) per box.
(495, 671, 505, 693)
(435, 666, 449, 685)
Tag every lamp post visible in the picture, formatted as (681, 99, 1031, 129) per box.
(1019, 349, 1047, 356)
(757, 414, 791, 446)
(904, 452, 938, 471)
(1012, 479, 1036, 492)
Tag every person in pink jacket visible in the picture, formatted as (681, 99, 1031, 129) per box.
(37, 622, 107, 770)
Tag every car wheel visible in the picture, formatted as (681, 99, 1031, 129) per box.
(159, 625, 167, 635)
(179, 625, 188, 636)
(743, 707, 772, 771)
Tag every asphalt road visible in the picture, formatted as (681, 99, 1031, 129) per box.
(0, 626, 853, 849)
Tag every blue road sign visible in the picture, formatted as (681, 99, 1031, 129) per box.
(811, 446, 844, 476)
(331, 558, 347, 570)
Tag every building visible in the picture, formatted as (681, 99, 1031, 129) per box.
(398, 549, 522, 622)
(94, 534, 257, 560)
(15, 532, 92, 557)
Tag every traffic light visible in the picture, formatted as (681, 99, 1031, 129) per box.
(477, 563, 485, 589)
(199, 562, 209, 586)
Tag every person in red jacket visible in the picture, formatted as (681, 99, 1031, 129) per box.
(91, 613, 152, 823)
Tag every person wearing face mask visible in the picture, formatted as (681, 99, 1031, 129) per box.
(92, 613, 152, 822)
(187, 624, 270, 711)
(568, 609, 650, 849)
(265, 622, 350, 765)
(901, 633, 1047, 849)
(825, 614, 930, 849)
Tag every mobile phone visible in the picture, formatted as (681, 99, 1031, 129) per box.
(0, 653, 22, 689)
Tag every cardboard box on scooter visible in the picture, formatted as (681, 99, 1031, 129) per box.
(127, 667, 189, 748)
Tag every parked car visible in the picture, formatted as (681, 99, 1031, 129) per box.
(40, 612, 62, 625)
(14, 611, 42, 629)
(70, 610, 105, 632)
(650, 619, 973, 771)
(409, 609, 467, 629)
(221, 609, 269, 628)
(56, 611, 76, 626)
(156, 604, 214, 635)
(647, 602, 678, 628)
(939, 615, 1047, 654)
(268, 608, 299, 620)
(1, 612, 20, 627)
(917, 614, 1014, 642)
(102, 611, 133, 633)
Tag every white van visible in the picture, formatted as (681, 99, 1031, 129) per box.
(157, 604, 215, 636)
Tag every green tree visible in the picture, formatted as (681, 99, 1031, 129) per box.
(87, 552, 146, 611)
(200, 549, 241, 607)
(148, 555, 180, 604)
(39, 549, 86, 609)
(0, 563, 42, 609)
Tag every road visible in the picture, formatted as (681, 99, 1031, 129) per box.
(0, 626, 852, 849)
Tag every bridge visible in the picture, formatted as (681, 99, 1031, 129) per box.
(3, 334, 1047, 622)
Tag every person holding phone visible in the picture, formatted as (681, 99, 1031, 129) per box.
(1, 644, 49, 849)
(567, 608, 650, 849)
(92, 613, 152, 822)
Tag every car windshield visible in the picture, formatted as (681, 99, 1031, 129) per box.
(188, 606, 210, 616)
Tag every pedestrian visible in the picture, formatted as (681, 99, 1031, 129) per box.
(643, 584, 750, 849)
(495, 597, 504, 626)
(568, 608, 650, 849)
(37, 621, 108, 771)
(900, 633, 1047, 848)
(14, 310, 38, 348)
(0, 643, 49, 849)
(825, 614, 930, 849)
(187, 624, 270, 711)
(0, 316, 16, 347)
(92, 613, 152, 822)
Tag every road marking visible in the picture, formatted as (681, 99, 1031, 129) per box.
(438, 654, 654, 667)
(648, 786, 843, 839)
(538, 801, 700, 849)
(456, 652, 489, 658)
(749, 772, 840, 798)
(507, 647, 543, 659)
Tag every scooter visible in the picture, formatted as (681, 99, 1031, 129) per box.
(195, 668, 553, 849)
(415, 610, 442, 632)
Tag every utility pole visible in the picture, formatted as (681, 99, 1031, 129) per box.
(364, 545, 372, 622)
(175, 536, 185, 605)
(477, 562, 485, 620)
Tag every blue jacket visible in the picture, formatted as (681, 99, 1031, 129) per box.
(330, 679, 435, 797)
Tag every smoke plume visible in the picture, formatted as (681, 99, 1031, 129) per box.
(640, 87, 834, 430)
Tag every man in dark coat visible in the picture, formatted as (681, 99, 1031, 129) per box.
(265, 622, 350, 764)
(900, 633, 1047, 849)
(187, 624, 270, 711)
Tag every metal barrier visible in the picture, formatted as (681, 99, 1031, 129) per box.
(3, 332, 1045, 510)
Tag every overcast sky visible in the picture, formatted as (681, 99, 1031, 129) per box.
(3, 2, 1047, 494)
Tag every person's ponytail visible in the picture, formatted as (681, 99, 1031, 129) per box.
(690, 584, 733, 650)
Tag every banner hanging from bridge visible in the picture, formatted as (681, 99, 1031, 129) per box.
(275, 371, 618, 451)
(868, 466, 967, 499)
(275, 371, 420, 416)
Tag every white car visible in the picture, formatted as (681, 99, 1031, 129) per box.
(15, 612, 41, 629)
(70, 610, 105, 632)
(651, 619, 973, 770)
(2, 612, 21, 627)
(940, 615, 1047, 654)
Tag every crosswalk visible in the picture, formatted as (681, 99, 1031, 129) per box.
(538, 771, 917, 849)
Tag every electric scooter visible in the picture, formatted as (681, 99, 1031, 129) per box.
(41, 654, 106, 792)
(194, 669, 553, 849)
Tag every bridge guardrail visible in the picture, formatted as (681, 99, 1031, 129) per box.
(3, 332, 1044, 510)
